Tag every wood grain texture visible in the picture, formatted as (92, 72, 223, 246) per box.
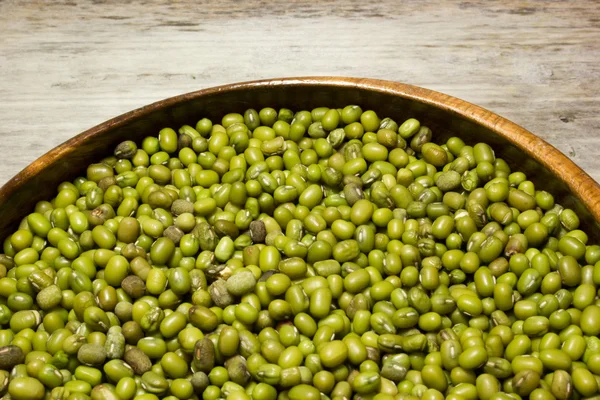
(0, 0, 599, 187)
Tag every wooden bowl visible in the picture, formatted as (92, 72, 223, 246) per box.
(1, 77, 599, 240)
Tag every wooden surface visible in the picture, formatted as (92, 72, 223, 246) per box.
(0, 0, 599, 186)
(2, 77, 600, 239)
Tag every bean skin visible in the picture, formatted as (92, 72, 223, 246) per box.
(2, 109, 599, 400)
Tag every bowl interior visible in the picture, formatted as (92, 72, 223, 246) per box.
(0, 78, 598, 241)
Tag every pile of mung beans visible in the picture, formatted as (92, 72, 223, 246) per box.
(0, 105, 599, 400)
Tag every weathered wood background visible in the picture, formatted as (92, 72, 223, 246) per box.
(0, 0, 598, 185)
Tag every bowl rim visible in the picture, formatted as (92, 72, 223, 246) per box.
(1, 76, 599, 223)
